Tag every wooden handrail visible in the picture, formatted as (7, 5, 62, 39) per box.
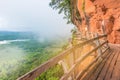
(60, 41, 108, 80)
(17, 34, 108, 80)
(76, 46, 110, 79)
(75, 34, 107, 48)
(17, 47, 74, 80)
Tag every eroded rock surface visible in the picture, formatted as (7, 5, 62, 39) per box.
(77, 0, 120, 44)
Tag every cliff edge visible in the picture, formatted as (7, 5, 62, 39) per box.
(77, 0, 120, 44)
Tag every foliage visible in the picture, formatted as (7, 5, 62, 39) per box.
(0, 38, 68, 80)
(49, 0, 82, 27)
(71, 27, 77, 45)
(36, 64, 63, 80)
(82, 0, 85, 12)
(49, 0, 72, 24)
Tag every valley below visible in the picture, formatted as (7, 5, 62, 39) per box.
(0, 31, 68, 80)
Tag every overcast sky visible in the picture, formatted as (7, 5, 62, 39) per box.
(0, 0, 74, 37)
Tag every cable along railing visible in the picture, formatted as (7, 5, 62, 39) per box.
(17, 33, 110, 80)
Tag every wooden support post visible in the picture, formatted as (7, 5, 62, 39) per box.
(59, 48, 76, 80)
(94, 33, 102, 57)
(80, 32, 82, 39)
(86, 31, 90, 39)
(17, 34, 107, 80)
(68, 48, 76, 80)
(72, 48, 76, 80)
(101, 20, 110, 49)
(91, 32, 94, 39)
(58, 60, 69, 73)
(101, 20, 106, 35)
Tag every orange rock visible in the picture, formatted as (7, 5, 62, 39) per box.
(77, 0, 120, 44)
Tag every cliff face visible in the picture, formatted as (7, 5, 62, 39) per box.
(77, 0, 120, 44)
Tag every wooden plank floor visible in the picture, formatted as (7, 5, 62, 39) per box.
(82, 44, 120, 80)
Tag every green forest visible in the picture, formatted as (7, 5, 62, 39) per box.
(0, 0, 75, 79)
(0, 31, 69, 80)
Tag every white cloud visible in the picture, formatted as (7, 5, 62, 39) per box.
(0, 0, 74, 36)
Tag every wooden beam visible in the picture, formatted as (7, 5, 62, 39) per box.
(60, 41, 107, 80)
(76, 47, 109, 80)
(94, 33, 102, 57)
(17, 47, 74, 80)
(17, 34, 107, 80)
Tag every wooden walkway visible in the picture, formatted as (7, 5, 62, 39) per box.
(17, 34, 120, 80)
(80, 44, 120, 80)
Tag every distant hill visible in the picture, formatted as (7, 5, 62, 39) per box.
(0, 31, 35, 40)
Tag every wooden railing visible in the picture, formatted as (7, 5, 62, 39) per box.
(17, 34, 109, 80)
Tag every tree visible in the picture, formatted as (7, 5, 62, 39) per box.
(71, 27, 77, 45)
(49, 0, 81, 25)
(49, 0, 71, 24)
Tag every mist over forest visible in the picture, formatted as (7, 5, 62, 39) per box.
(0, 0, 74, 79)
(0, 31, 70, 80)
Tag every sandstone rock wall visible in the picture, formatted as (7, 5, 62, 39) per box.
(77, 0, 120, 44)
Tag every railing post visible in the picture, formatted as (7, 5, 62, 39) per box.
(94, 33, 102, 57)
(101, 20, 110, 49)
(67, 47, 76, 80)
(101, 20, 106, 35)
(72, 47, 76, 80)
(59, 49, 74, 80)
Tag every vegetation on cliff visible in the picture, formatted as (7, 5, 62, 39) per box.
(49, 0, 81, 26)
(49, 0, 71, 24)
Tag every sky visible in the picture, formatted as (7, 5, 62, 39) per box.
(0, 0, 74, 37)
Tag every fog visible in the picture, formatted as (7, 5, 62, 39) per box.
(0, 39, 29, 45)
(0, 0, 73, 78)
(0, 0, 74, 37)
(0, 46, 25, 75)
(0, 47, 25, 62)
